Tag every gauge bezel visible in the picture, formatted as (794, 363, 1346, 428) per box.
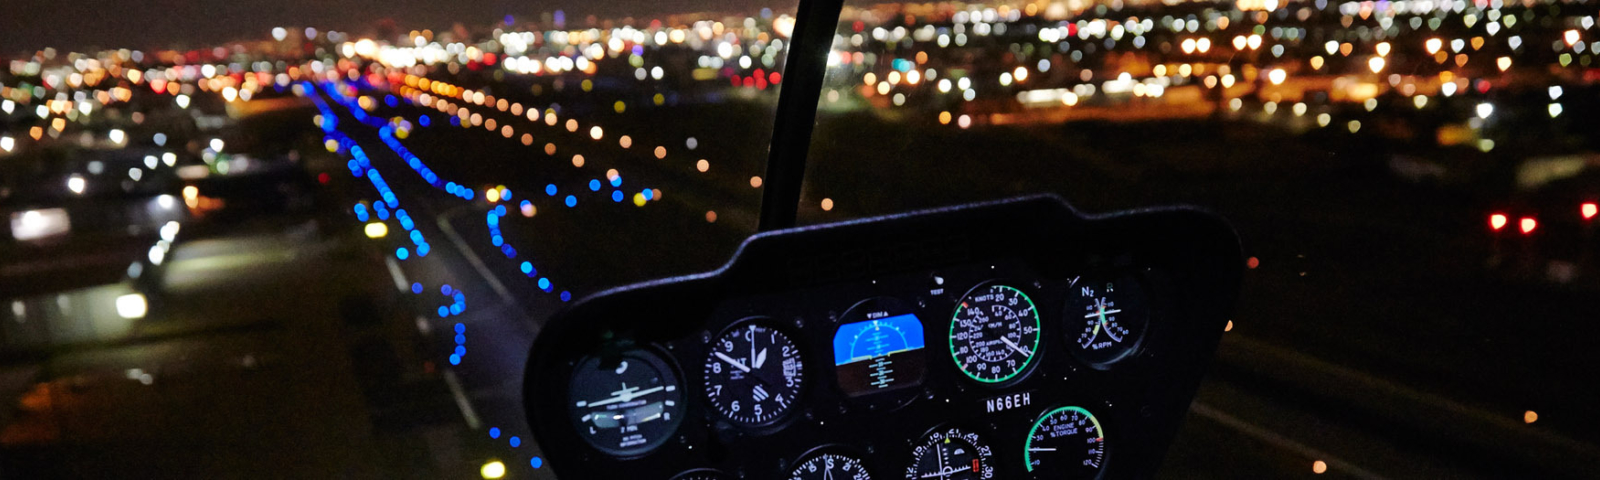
(1064, 271, 1153, 369)
(1023, 405, 1110, 480)
(703, 316, 808, 428)
(565, 345, 688, 459)
(947, 281, 1045, 387)
(669, 467, 734, 480)
(831, 296, 929, 410)
(905, 424, 997, 480)
(787, 444, 874, 480)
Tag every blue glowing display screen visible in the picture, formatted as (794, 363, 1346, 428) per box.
(832, 313, 927, 396)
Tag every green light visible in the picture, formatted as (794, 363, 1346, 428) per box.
(1024, 406, 1104, 472)
(948, 284, 1041, 383)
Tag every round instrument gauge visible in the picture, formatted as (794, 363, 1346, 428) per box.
(703, 318, 805, 426)
(1024, 406, 1107, 479)
(905, 427, 995, 479)
(949, 284, 1042, 384)
(670, 468, 734, 480)
(833, 297, 927, 400)
(566, 348, 685, 457)
(789, 450, 871, 480)
(1067, 276, 1148, 366)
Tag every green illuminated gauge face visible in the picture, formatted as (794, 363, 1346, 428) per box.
(949, 284, 1042, 384)
(1068, 277, 1148, 366)
(1024, 406, 1107, 479)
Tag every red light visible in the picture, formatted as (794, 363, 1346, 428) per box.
(1584, 202, 1598, 220)
(1489, 213, 1507, 231)
(1520, 217, 1537, 234)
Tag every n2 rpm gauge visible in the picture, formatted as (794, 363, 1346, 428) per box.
(1067, 276, 1148, 366)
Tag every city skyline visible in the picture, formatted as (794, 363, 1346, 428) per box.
(0, 0, 801, 55)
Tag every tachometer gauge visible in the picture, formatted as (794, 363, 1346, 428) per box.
(1024, 406, 1107, 479)
(789, 450, 871, 480)
(949, 284, 1042, 384)
(567, 348, 685, 457)
(704, 318, 805, 426)
(906, 427, 995, 480)
(1068, 276, 1148, 366)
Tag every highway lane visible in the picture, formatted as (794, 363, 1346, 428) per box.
(315, 81, 770, 477)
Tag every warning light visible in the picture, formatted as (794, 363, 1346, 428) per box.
(1519, 217, 1537, 234)
(1489, 213, 1507, 231)
(1583, 202, 1597, 220)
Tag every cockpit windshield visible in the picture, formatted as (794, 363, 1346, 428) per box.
(2, 0, 1598, 478)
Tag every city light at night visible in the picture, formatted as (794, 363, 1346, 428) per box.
(2, 0, 1599, 478)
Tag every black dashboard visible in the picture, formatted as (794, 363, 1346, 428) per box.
(522, 195, 1243, 479)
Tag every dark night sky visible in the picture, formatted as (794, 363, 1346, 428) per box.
(1, 0, 792, 56)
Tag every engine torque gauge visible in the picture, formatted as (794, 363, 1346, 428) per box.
(1024, 406, 1107, 479)
(1068, 275, 1148, 366)
(566, 348, 685, 457)
(906, 427, 996, 479)
(703, 318, 805, 426)
(949, 283, 1042, 384)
